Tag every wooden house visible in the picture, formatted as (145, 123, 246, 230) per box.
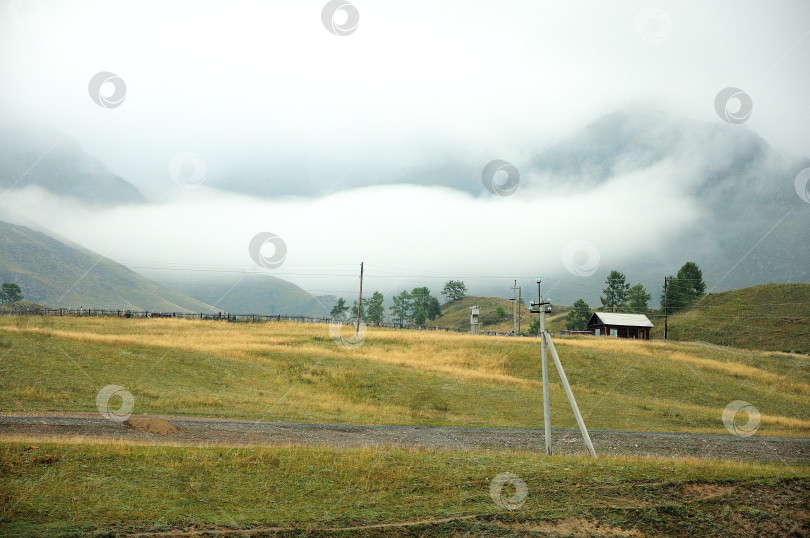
(586, 312, 654, 340)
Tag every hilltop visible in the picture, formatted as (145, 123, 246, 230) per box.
(426, 295, 565, 333)
(661, 283, 810, 354)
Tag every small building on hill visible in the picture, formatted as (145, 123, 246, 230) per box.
(587, 312, 654, 340)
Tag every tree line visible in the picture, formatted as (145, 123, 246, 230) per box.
(560, 262, 706, 331)
(329, 280, 468, 327)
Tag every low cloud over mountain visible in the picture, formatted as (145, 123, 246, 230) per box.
(1, 106, 807, 308)
(0, 123, 144, 207)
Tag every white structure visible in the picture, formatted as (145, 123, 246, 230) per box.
(470, 305, 480, 335)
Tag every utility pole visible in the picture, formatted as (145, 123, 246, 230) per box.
(536, 278, 552, 455)
(531, 277, 597, 458)
(663, 276, 668, 341)
(510, 280, 519, 335)
(517, 286, 522, 335)
(355, 262, 364, 338)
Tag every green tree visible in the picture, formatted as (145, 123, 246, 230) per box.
(426, 296, 442, 320)
(351, 299, 364, 320)
(627, 284, 651, 314)
(676, 261, 706, 301)
(1, 283, 22, 303)
(564, 299, 591, 330)
(600, 270, 629, 312)
(410, 287, 430, 318)
(330, 297, 349, 318)
(440, 280, 467, 303)
(390, 290, 412, 327)
(364, 291, 385, 325)
(495, 304, 507, 319)
(410, 287, 442, 321)
(661, 262, 706, 315)
(529, 317, 541, 336)
(410, 287, 427, 324)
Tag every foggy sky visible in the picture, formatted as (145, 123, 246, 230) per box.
(1, 0, 809, 304)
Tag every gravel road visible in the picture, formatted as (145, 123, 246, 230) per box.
(2, 412, 808, 463)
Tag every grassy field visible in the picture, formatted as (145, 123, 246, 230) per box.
(0, 316, 808, 437)
(1, 439, 808, 536)
(2, 316, 809, 535)
(661, 283, 810, 354)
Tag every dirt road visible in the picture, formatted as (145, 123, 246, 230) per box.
(2, 412, 808, 463)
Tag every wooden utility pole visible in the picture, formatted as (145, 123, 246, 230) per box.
(663, 276, 668, 341)
(355, 262, 364, 337)
(517, 286, 522, 334)
(532, 277, 596, 458)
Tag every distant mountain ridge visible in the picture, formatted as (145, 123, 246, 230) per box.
(0, 219, 216, 312)
(2, 108, 808, 310)
(210, 107, 810, 303)
(523, 107, 810, 301)
(0, 124, 144, 206)
(159, 275, 337, 317)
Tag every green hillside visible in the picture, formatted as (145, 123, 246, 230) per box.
(160, 274, 337, 317)
(433, 285, 810, 352)
(0, 300, 46, 312)
(661, 283, 810, 354)
(0, 220, 216, 312)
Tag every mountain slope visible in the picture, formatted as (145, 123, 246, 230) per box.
(159, 274, 336, 317)
(528, 107, 810, 297)
(0, 124, 144, 206)
(662, 283, 810, 354)
(0, 220, 216, 312)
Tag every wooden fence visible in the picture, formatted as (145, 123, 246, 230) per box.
(0, 307, 330, 324)
(0, 307, 531, 337)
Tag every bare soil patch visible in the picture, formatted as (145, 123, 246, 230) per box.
(125, 416, 179, 435)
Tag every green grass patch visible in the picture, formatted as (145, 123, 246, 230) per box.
(659, 283, 810, 354)
(1, 440, 807, 536)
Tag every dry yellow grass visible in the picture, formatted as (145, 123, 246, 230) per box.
(1, 321, 532, 386)
(1, 317, 808, 436)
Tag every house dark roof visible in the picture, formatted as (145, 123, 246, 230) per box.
(587, 312, 654, 328)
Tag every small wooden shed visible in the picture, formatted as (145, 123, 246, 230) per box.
(587, 312, 654, 340)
